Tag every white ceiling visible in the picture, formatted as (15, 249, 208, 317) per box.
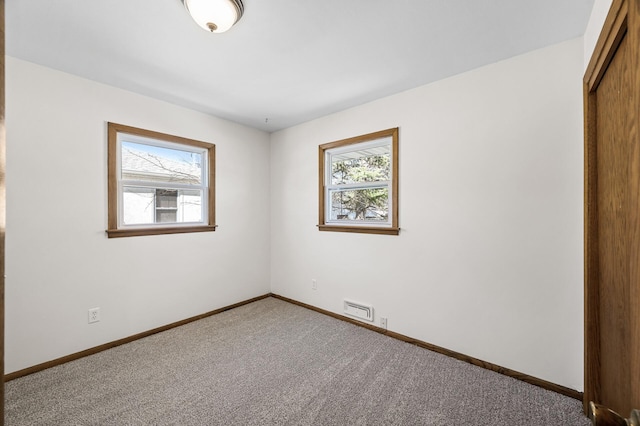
(6, 0, 595, 132)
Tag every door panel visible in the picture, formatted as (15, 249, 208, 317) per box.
(595, 32, 632, 413)
(584, 0, 640, 417)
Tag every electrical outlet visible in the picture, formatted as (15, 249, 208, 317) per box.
(88, 307, 100, 324)
(380, 317, 388, 330)
(311, 279, 317, 290)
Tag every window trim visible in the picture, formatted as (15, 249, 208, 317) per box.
(107, 122, 216, 238)
(318, 127, 399, 235)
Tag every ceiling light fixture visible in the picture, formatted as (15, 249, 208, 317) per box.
(181, 0, 244, 33)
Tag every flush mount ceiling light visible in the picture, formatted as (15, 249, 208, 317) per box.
(181, 0, 244, 33)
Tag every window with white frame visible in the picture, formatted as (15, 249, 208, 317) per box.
(318, 128, 399, 235)
(107, 123, 216, 238)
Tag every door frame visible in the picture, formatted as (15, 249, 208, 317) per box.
(583, 0, 637, 414)
(1, 0, 6, 424)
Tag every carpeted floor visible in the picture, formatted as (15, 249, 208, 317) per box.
(5, 297, 590, 425)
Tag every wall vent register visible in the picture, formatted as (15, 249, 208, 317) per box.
(343, 300, 374, 322)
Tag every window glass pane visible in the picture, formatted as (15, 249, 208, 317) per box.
(329, 187, 389, 222)
(156, 189, 178, 208)
(331, 145, 390, 185)
(121, 141, 203, 185)
(156, 209, 177, 223)
(178, 189, 203, 223)
(155, 189, 178, 223)
(123, 187, 155, 225)
(122, 187, 202, 225)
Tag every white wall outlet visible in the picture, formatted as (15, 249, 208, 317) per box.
(311, 279, 317, 290)
(88, 307, 100, 324)
(380, 317, 388, 330)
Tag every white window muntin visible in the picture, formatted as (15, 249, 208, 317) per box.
(116, 132, 208, 229)
(324, 136, 393, 227)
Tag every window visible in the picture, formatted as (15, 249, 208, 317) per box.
(107, 123, 216, 238)
(318, 127, 399, 235)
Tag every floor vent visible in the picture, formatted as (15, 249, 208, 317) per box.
(343, 300, 374, 322)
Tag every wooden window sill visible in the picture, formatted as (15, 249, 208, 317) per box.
(317, 225, 400, 236)
(106, 225, 217, 238)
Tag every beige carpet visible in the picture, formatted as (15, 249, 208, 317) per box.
(5, 297, 590, 425)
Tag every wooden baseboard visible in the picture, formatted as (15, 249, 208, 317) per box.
(4, 294, 270, 382)
(270, 293, 583, 401)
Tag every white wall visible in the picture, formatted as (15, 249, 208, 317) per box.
(583, 0, 613, 70)
(270, 38, 584, 390)
(5, 57, 271, 374)
(6, 35, 590, 391)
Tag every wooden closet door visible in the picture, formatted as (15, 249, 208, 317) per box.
(584, 0, 640, 417)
